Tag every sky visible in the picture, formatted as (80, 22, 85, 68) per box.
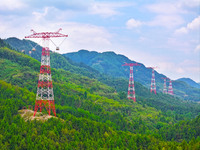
(0, 0, 199, 82)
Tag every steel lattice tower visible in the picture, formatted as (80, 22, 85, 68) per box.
(25, 29, 68, 117)
(161, 77, 168, 94)
(122, 63, 140, 102)
(168, 79, 174, 95)
(147, 67, 157, 94)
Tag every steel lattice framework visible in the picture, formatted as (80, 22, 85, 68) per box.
(161, 77, 168, 94)
(25, 29, 68, 117)
(147, 67, 157, 94)
(122, 63, 141, 102)
(168, 79, 174, 95)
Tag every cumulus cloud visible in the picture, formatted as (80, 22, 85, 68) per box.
(89, 2, 134, 18)
(175, 16, 200, 34)
(126, 18, 143, 29)
(0, 0, 26, 10)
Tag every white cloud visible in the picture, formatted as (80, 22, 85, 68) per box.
(62, 23, 112, 52)
(0, 0, 26, 10)
(32, 7, 49, 21)
(126, 18, 143, 29)
(187, 16, 200, 30)
(146, 2, 186, 14)
(175, 27, 188, 34)
(89, 2, 119, 17)
(179, 0, 200, 8)
(175, 16, 200, 34)
(89, 2, 134, 18)
(194, 44, 200, 53)
(148, 15, 184, 28)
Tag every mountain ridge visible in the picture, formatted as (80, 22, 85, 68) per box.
(177, 78, 200, 89)
(3, 37, 200, 102)
(64, 49, 200, 101)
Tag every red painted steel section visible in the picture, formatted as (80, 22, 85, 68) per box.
(122, 63, 141, 102)
(25, 29, 68, 117)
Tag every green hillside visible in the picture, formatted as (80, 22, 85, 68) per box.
(4, 38, 200, 102)
(0, 41, 200, 149)
(64, 50, 200, 102)
(177, 78, 200, 89)
(1, 80, 199, 149)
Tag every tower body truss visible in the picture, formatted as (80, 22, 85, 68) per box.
(150, 69, 156, 94)
(122, 63, 140, 102)
(162, 77, 168, 94)
(147, 67, 157, 94)
(128, 66, 136, 102)
(168, 80, 174, 95)
(25, 29, 68, 116)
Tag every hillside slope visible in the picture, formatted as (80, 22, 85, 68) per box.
(177, 78, 200, 89)
(5, 38, 200, 101)
(1, 80, 199, 149)
(64, 50, 200, 101)
(0, 43, 200, 149)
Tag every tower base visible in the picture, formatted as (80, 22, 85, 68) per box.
(33, 100, 56, 117)
(128, 97, 136, 102)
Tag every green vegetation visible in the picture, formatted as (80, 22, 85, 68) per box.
(5, 38, 200, 101)
(0, 42, 200, 149)
(64, 50, 200, 102)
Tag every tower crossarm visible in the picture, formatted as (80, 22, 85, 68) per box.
(122, 62, 141, 67)
(25, 28, 68, 39)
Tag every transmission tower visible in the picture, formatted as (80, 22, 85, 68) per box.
(147, 67, 157, 94)
(122, 63, 141, 102)
(168, 79, 174, 95)
(25, 28, 68, 117)
(161, 77, 168, 94)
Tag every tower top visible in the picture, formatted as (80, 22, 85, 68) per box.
(25, 28, 68, 39)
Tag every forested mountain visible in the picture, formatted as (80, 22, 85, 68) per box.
(64, 50, 200, 102)
(177, 78, 200, 89)
(0, 39, 200, 149)
(4, 38, 200, 102)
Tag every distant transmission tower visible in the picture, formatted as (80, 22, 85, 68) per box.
(122, 63, 141, 102)
(168, 79, 174, 95)
(147, 67, 157, 94)
(161, 77, 168, 94)
(25, 29, 68, 117)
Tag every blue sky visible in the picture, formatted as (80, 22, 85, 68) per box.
(0, 0, 199, 82)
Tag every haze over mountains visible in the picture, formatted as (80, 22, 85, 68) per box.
(4, 37, 200, 102)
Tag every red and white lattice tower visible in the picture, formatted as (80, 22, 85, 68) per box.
(147, 67, 157, 94)
(122, 63, 141, 102)
(161, 77, 168, 94)
(25, 29, 68, 117)
(168, 79, 174, 95)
